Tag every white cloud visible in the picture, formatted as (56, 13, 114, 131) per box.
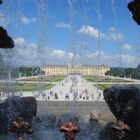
(15, 38, 26, 46)
(94, 50, 104, 56)
(77, 25, 124, 41)
(55, 22, 70, 29)
(80, 50, 137, 67)
(14, 37, 73, 65)
(122, 44, 132, 51)
(108, 27, 124, 41)
(51, 49, 66, 59)
(49, 49, 73, 63)
(68, 52, 74, 57)
(12, 37, 138, 67)
(14, 37, 38, 65)
(78, 25, 105, 39)
(120, 54, 136, 63)
(52, 50, 65, 56)
(21, 16, 36, 25)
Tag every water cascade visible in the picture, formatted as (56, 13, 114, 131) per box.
(36, 0, 48, 99)
(68, 0, 78, 111)
(0, 0, 139, 140)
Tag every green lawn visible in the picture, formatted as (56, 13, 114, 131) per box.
(95, 84, 140, 90)
(84, 76, 132, 82)
(95, 84, 112, 90)
(19, 75, 65, 82)
(0, 83, 55, 92)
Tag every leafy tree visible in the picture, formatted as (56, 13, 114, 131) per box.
(105, 66, 139, 79)
(18, 67, 45, 77)
(124, 68, 133, 78)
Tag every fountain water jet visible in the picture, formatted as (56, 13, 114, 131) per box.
(0, 1, 139, 140)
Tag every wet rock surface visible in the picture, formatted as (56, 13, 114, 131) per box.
(0, 0, 14, 49)
(0, 96, 37, 135)
(89, 110, 101, 123)
(8, 117, 33, 140)
(0, 112, 103, 140)
(128, 0, 140, 25)
(57, 113, 79, 126)
(0, 26, 14, 49)
(103, 86, 140, 139)
(34, 113, 57, 130)
(99, 121, 133, 140)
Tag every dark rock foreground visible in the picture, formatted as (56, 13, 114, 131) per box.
(103, 86, 140, 139)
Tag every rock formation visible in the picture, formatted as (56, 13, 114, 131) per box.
(103, 86, 140, 139)
(0, 27, 14, 49)
(128, 0, 140, 25)
(89, 110, 101, 123)
(100, 121, 132, 140)
(0, 96, 37, 135)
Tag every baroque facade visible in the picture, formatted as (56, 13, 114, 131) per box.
(41, 64, 110, 76)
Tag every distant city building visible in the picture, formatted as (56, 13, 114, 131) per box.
(41, 64, 110, 76)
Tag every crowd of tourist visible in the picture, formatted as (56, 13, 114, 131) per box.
(33, 75, 104, 101)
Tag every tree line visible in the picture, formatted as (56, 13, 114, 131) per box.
(105, 64, 140, 80)
(0, 55, 45, 78)
(0, 66, 45, 79)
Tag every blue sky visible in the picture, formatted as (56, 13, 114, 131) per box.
(0, 0, 139, 67)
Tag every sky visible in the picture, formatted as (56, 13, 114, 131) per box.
(0, 0, 140, 67)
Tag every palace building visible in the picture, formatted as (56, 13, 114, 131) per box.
(41, 64, 110, 76)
